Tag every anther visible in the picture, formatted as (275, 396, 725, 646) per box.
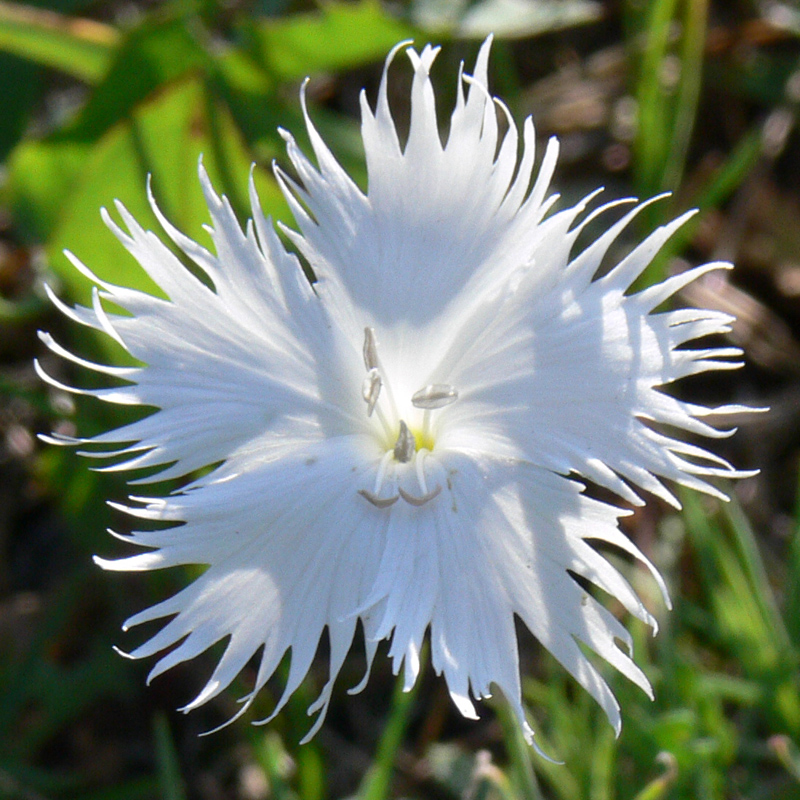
(393, 420, 416, 463)
(363, 327, 379, 371)
(359, 489, 399, 508)
(399, 485, 442, 506)
(411, 384, 459, 410)
(362, 368, 382, 416)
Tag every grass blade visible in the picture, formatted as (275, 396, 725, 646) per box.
(357, 667, 422, 800)
(153, 713, 186, 800)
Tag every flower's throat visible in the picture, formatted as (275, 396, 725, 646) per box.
(358, 327, 456, 509)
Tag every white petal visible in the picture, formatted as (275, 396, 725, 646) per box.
(354, 451, 661, 743)
(43, 34, 759, 753)
(102, 435, 387, 737)
(440, 227, 751, 507)
(279, 39, 560, 373)
(49, 162, 370, 482)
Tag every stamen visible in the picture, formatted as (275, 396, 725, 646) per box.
(415, 449, 429, 495)
(421, 408, 432, 441)
(363, 327, 379, 371)
(411, 384, 458, 409)
(399, 485, 442, 506)
(373, 450, 394, 495)
(359, 489, 399, 508)
(362, 368, 382, 416)
(394, 420, 416, 463)
(361, 326, 399, 423)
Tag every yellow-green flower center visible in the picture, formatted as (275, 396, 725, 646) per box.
(358, 327, 455, 508)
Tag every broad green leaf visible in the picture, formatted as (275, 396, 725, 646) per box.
(47, 74, 286, 309)
(7, 135, 93, 242)
(0, 53, 41, 161)
(75, 13, 210, 140)
(242, 0, 417, 82)
(0, 0, 116, 82)
(7, 14, 220, 244)
(211, 46, 286, 159)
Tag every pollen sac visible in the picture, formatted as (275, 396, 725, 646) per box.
(399, 485, 442, 506)
(362, 368, 382, 416)
(363, 326, 379, 371)
(358, 489, 399, 508)
(394, 420, 416, 463)
(411, 384, 459, 410)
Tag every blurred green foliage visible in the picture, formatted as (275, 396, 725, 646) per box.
(0, 0, 799, 798)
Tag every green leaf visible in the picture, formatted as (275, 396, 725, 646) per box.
(46, 74, 286, 310)
(771, 735, 800, 783)
(491, 699, 545, 800)
(243, 0, 417, 82)
(209, 47, 286, 160)
(153, 713, 187, 800)
(0, 53, 41, 161)
(637, 0, 709, 193)
(682, 491, 800, 736)
(296, 735, 326, 800)
(74, 13, 210, 140)
(5, 14, 215, 244)
(357, 664, 423, 800)
(0, 0, 116, 82)
(788, 481, 800, 647)
(254, 732, 299, 800)
(0, 572, 134, 760)
(630, 753, 678, 800)
(6, 135, 93, 242)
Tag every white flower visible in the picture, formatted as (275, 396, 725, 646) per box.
(38, 37, 754, 750)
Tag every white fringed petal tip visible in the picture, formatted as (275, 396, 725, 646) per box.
(39, 37, 757, 753)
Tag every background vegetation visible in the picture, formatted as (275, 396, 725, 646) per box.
(1, 0, 799, 797)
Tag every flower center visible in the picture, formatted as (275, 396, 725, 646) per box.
(357, 327, 457, 508)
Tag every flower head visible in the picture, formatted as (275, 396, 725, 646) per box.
(39, 38, 754, 749)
